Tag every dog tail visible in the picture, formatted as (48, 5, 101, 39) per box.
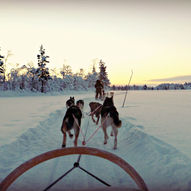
(67, 115, 74, 130)
(61, 115, 74, 132)
(110, 107, 122, 128)
(113, 117, 122, 128)
(116, 120, 122, 128)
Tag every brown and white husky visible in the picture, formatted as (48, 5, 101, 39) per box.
(89, 102, 102, 125)
(101, 96, 122, 149)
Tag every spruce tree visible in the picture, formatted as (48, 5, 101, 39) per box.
(60, 64, 72, 78)
(0, 50, 12, 89)
(27, 62, 39, 91)
(0, 48, 5, 85)
(85, 65, 98, 88)
(99, 59, 110, 88)
(36, 45, 51, 93)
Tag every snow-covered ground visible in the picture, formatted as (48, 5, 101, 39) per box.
(0, 90, 191, 191)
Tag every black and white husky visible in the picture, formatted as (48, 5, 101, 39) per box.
(61, 105, 82, 147)
(76, 100, 84, 117)
(101, 96, 122, 149)
(66, 97, 75, 108)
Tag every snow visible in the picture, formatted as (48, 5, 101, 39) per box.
(0, 90, 191, 191)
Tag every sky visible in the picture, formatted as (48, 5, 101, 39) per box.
(0, 0, 191, 85)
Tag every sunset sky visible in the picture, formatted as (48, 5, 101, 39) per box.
(0, 0, 191, 85)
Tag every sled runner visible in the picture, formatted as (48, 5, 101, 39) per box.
(0, 147, 149, 191)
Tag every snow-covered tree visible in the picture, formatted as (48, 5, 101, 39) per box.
(73, 73, 87, 90)
(85, 65, 98, 88)
(8, 65, 20, 91)
(0, 49, 5, 86)
(143, 84, 147, 90)
(98, 59, 110, 88)
(60, 64, 73, 89)
(47, 77, 64, 91)
(60, 64, 72, 78)
(62, 75, 74, 89)
(26, 62, 39, 91)
(77, 68, 84, 78)
(17, 65, 28, 90)
(0, 49, 12, 90)
(36, 45, 51, 93)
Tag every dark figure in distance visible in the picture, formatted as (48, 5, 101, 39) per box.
(95, 80, 104, 100)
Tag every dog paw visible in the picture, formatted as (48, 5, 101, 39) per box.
(62, 144, 66, 148)
(113, 144, 117, 150)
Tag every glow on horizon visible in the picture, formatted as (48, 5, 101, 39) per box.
(0, 0, 191, 86)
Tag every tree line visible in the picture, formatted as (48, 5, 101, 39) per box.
(111, 83, 191, 91)
(1, 45, 190, 93)
(0, 45, 110, 92)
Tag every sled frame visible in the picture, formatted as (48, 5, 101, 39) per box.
(0, 147, 148, 191)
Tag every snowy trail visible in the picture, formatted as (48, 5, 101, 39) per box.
(0, 91, 95, 147)
(0, 92, 191, 191)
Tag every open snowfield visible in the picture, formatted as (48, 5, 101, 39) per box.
(0, 90, 191, 191)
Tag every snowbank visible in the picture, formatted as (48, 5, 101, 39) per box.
(0, 90, 191, 191)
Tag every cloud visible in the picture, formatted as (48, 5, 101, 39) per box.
(149, 75, 191, 82)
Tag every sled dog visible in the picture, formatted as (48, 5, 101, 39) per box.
(101, 96, 121, 149)
(61, 105, 82, 147)
(76, 100, 84, 117)
(66, 97, 75, 108)
(89, 102, 102, 125)
(110, 92, 114, 97)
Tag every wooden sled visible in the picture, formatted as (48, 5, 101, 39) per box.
(0, 147, 149, 191)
